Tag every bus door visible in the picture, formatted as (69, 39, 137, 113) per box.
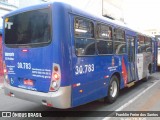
(127, 36, 136, 82)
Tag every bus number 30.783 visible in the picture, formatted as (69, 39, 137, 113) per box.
(75, 64, 94, 75)
(17, 62, 31, 70)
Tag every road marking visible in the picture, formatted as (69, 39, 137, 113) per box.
(102, 80, 159, 120)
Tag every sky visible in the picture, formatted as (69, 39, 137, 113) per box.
(123, 0, 160, 30)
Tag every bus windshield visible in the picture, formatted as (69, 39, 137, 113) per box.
(5, 8, 51, 47)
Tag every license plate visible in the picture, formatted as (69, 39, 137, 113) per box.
(24, 79, 34, 86)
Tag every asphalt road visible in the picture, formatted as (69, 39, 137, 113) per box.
(0, 73, 160, 120)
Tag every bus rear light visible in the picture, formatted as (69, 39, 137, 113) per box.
(4, 68, 7, 73)
(51, 81, 58, 88)
(54, 66, 58, 71)
(3, 62, 10, 85)
(3, 62, 7, 74)
(50, 87, 54, 91)
(49, 63, 61, 92)
(73, 84, 77, 88)
(53, 73, 59, 80)
(73, 83, 81, 87)
(22, 49, 28, 52)
(104, 75, 109, 79)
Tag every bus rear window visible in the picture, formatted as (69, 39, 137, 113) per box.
(5, 8, 51, 47)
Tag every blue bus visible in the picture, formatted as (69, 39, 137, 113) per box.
(3, 2, 157, 109)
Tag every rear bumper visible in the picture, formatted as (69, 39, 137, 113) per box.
(4, 81, 71, 109)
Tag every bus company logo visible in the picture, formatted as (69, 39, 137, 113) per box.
(2, 112, 11, 117)
(5, 22, 13, 30)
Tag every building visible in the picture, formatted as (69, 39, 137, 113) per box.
(145, 29, 160, 36)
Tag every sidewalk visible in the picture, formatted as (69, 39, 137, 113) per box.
(0, 75, 4, 89)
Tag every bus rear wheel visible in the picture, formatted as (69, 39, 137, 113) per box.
(105, 75, 119, 104)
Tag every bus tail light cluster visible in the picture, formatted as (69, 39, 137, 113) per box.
(49, 63, 61, 92)
(3, 61, 7, 74)
(3, 61, 10, 84)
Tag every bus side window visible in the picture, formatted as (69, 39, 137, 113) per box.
(96, 24, 113, 55)
(145, 37, 152, 53)
(74, 18, 96, 56)
(114, 28, 126, 54)
(138, 35, 145, 53)
(97, 41, 112, 54)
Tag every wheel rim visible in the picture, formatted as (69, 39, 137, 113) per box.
(110, 80, 118, 98)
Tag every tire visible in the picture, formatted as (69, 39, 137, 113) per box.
(105, 75, 119, 104)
